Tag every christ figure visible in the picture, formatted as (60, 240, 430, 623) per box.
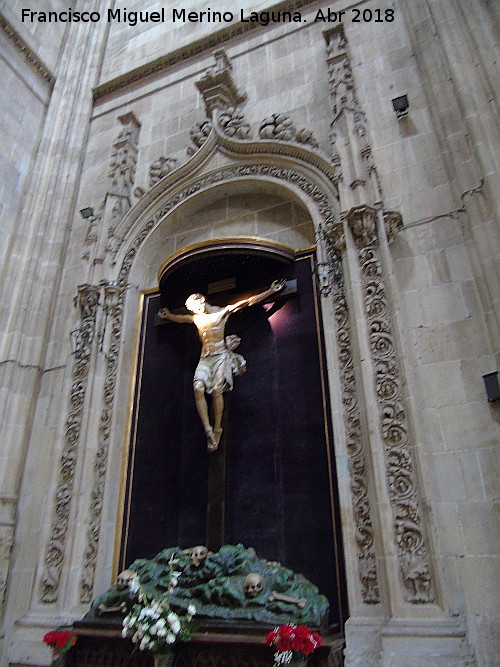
(158, 279, 285, 451)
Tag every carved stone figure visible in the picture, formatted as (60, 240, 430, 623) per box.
(158, 280, 285, 450)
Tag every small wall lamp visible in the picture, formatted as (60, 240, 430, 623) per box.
(483, 372, 500, 403)
(392, 94, 409, 119)
(79, 207, 94, 219)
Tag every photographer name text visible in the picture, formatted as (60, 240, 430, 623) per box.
(21, 7, 395, 26)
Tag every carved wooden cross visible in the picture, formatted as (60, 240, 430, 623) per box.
(156, 280, 296, 550)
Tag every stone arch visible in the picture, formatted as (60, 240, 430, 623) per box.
(42, 132, 366, 620)
(109, 127, 340, 285)
(90, 137, 350, 594)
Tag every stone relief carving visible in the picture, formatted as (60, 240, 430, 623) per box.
(325, 26, 380, 203)
(195, 48, 247, 116)
(189, 50, 252, 153)
(148, 156, 178, 187)
(330, 261, 380, 604)
(82, 113, 141, 264)
(133, 155, 177, 198)
(325, 26, 434, 604)
(109, 156, 337, 262)
(40, 284, 100, 603)
(108, 113, 141, 207)
(188, 119, 213, 154)
(81, 202, 104, 261)
(347, 205, 434, 604)
(188, 52, 322, 168)
(80, 284, 124, 603)
(217, 106, 252, 139)
(324, 26, 382, 604)
(259, 113, 319, 148)
(0, 14, 55, 87)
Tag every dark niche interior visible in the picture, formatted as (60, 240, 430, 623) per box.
(120, 243, 347, 631)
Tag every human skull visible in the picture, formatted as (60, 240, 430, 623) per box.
(244, 572, 264, 598)
(117, 569, 135, 590)
(190, 545, 208, 567)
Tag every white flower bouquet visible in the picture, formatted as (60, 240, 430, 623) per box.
(122, 556, 196, 655)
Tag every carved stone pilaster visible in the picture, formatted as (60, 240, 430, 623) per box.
(320, 210, 380, 602)
(108, 113, 141, 200)
(347, 206, 434, 604)
(325, 27, 380, 204)
(331, 280, 381, 604)
(82, 114, 141, 265)
(79, 284, 125, 603)
(40, 284, 100, 603)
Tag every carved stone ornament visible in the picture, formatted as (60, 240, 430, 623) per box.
(195, 49, 247, 116)
(259, 113, 319, 148)
(328, 254, 380, 603)
(108, 113, 141, 200)
(347, 205, 434, 603)
(326, 220, 346, 252)
(80, 283, 125, 603)
(110, 161, 337, 261)
(0, 14, 55, 87)
(383, 210, 403, 242)
(325, 25, 382, 206)
(81, 113, 141, 265)
(216, 106, 251, 140)
(40, 284, 100, 603)
(149, 156, 178, 187)
(188, 119, 213, 154)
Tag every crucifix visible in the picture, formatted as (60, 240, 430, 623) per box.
(156, 278, 295, 550)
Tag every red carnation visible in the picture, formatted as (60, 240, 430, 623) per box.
(264, 624, 322, 661)
(294, 625, 311, 638)
(302, 637, 316, 654)
(43, 632, 56, 646)
(265, 630, 278, 646)
(43, 630, 77, 653)
(312, 632, 322, 647)
(55, 632, 71, 648)
(278, 624, 294, 638)
(292, 635, 305, 652)
(277, 636, 293, 652)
